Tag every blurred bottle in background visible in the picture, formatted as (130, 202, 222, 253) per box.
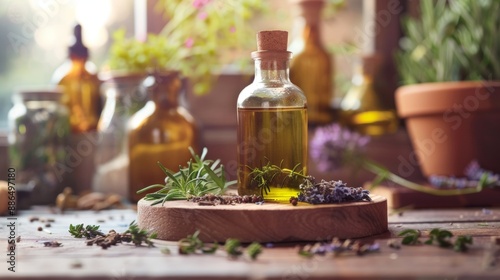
(52, 24, 101, 133)
(93, 72, 147, 198)
(339, 54, 398, 136)
(289, 0, 335, 126)
(128, 72, 200, 203)
(52, 24, 102, 195)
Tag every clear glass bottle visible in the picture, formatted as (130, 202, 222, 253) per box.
(237, 31, 308, 203)
(289, 0, 334, 125)
(8, 89, 71, 205)
(92, 72, 147, 197)
(339, 55, 398, 136)
(51, 24, 101, 133)
(128, 72, 200, 203)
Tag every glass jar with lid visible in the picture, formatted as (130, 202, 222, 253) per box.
(8, 88, 71, 205)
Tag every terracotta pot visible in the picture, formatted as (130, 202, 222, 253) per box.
(396, 81, 500, 177)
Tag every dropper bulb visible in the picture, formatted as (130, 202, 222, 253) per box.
(69, 23, 88, 58)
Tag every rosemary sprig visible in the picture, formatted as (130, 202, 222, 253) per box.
(138, 147, 237, 205)
(123, 221, 157, 247)
(68, 224, 104, 239)
(248, 160, 308, 196)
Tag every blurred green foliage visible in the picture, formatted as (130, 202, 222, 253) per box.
(396, 0, 500, 84)
(107, 0, 267, 95)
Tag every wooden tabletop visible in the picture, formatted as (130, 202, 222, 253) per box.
(1, 206, 500, 280)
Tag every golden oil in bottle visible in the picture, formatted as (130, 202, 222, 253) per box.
(237, 107, 308, 202)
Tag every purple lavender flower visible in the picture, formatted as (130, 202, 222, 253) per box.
(310, 123, 370, 172)
(297, 177, 371, 204)
(465, 160, 499, 183)
(429, 160, 500, 188)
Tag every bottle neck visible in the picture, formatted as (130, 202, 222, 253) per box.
(303, 23, 322, 47)
(253, 59, 291, 84)
(298, 0, 323, 47)
(145, 74, 182, 109)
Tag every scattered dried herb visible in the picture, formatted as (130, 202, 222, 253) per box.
(225, 238, 243, 258)
(425, 228, 453, 248)
(189, 194, 263, 206)
(176, 231, 262, 260)
(161, 247, 172, 255)
(400, 228, 473, 252)
(86, 230, 121, 249)
(178, 230, 219, 254)
(138, 147, 237, 205)
(298, 238, 379, 257)
(398, 229, 421, 245)
(69, 221, 156, 249)
(246, 242, 263, 260)
(43, 241, 62, 247)
(387, 239, 401, 249)
(454, 235, 473, 252)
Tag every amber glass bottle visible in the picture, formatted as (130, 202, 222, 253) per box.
(289, 0, 333, 125)
(237, 31, 308, 203)
(128, 72, 200, 203)
(52, 24, 101, 133)
(339, 55, 398, 136)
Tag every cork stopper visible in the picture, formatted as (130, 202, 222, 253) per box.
(252, 30, 292, 67)
(257, 30, 288, 52)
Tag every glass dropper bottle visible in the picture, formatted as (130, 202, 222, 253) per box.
(237, 30, 308, 202)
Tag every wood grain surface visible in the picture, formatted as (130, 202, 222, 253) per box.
(2, 207, 500, 279)
(137, 195, 388, 242)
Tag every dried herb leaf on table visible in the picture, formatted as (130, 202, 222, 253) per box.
(68, 221, 156, 249)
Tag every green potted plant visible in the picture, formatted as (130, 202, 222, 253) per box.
(395, 0, 500, 179)
(105, 0, 266, 95)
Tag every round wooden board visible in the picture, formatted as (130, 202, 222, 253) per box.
(137, 195, 387, 243)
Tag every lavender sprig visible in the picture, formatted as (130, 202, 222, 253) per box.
(310, 123, 370, 172)
(428, 161, 500, 189)
(296, 177, 371, 204)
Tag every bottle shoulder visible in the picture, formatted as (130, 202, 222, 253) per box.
(237, 82, 307, 108)
(52, 59, 98, 84)
(128, 102, 196, 132)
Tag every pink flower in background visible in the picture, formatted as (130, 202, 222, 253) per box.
(185, 37, 194, 48)
(229, 26, 236, 33)
(197, 11, 208, 20)
(193, 0, 211, 9)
